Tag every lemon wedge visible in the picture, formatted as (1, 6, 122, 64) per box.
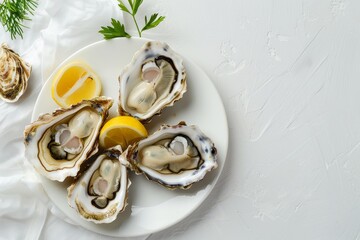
(51, 61, 102, 107)
(99, 116, 148, 150)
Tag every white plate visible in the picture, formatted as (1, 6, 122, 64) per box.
(32, 38, 228, 237)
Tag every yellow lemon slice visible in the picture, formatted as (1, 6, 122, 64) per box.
(51, 61, 102, 107)
(99, 116, 148, 150)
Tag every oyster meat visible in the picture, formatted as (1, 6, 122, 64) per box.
(121, 122, 218, 189)
(0, 43, 31, 102)
(118, 41, 187, 123)
(68, 146, 130, 224)
(24, 97, 113, 181)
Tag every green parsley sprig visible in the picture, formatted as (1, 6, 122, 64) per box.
(0, 0, 38, 39)
(99, 0, 165, 39)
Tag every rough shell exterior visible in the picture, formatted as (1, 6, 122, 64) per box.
(0, 43, 31, 102)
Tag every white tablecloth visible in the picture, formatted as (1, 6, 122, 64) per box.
(1, 0, 360, 239)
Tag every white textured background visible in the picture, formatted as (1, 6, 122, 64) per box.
(1, 0, 360, 239)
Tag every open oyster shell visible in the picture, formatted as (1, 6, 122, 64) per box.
(118, 41, 187, 123)
(121, 122, 218, 189)
(67, 146, 130, 224)
(0, 43, 31, 102)
(24, 97, 113, 182)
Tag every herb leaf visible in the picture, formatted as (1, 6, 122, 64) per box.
(0, 0, 38, 39)
(100, 0, 165, 39)
(118, 0, 130, 14)
(99, 18, 131, 39)
(132, 0, 144, 15)
(127, 0, 134, 10)
(142, 13, 165, 32)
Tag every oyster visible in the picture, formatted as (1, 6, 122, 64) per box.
(0, 43, 31, 102)
(67, 146, 130, 224)
(118, 41, 187, 123)
(24, 97, 113, 182)
(121, 122, 218, 189)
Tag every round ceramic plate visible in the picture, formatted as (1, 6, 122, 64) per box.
(32, 38, 228, 237)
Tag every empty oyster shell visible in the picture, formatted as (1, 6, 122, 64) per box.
(121, 122, 218, 189)
(67, 146, 130, 224)
(0, 43, 31, 102)
(118, 41, 187, 123)
(24, 97, 113, 182)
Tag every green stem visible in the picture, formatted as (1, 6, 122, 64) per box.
(132, 14, 142, 37)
